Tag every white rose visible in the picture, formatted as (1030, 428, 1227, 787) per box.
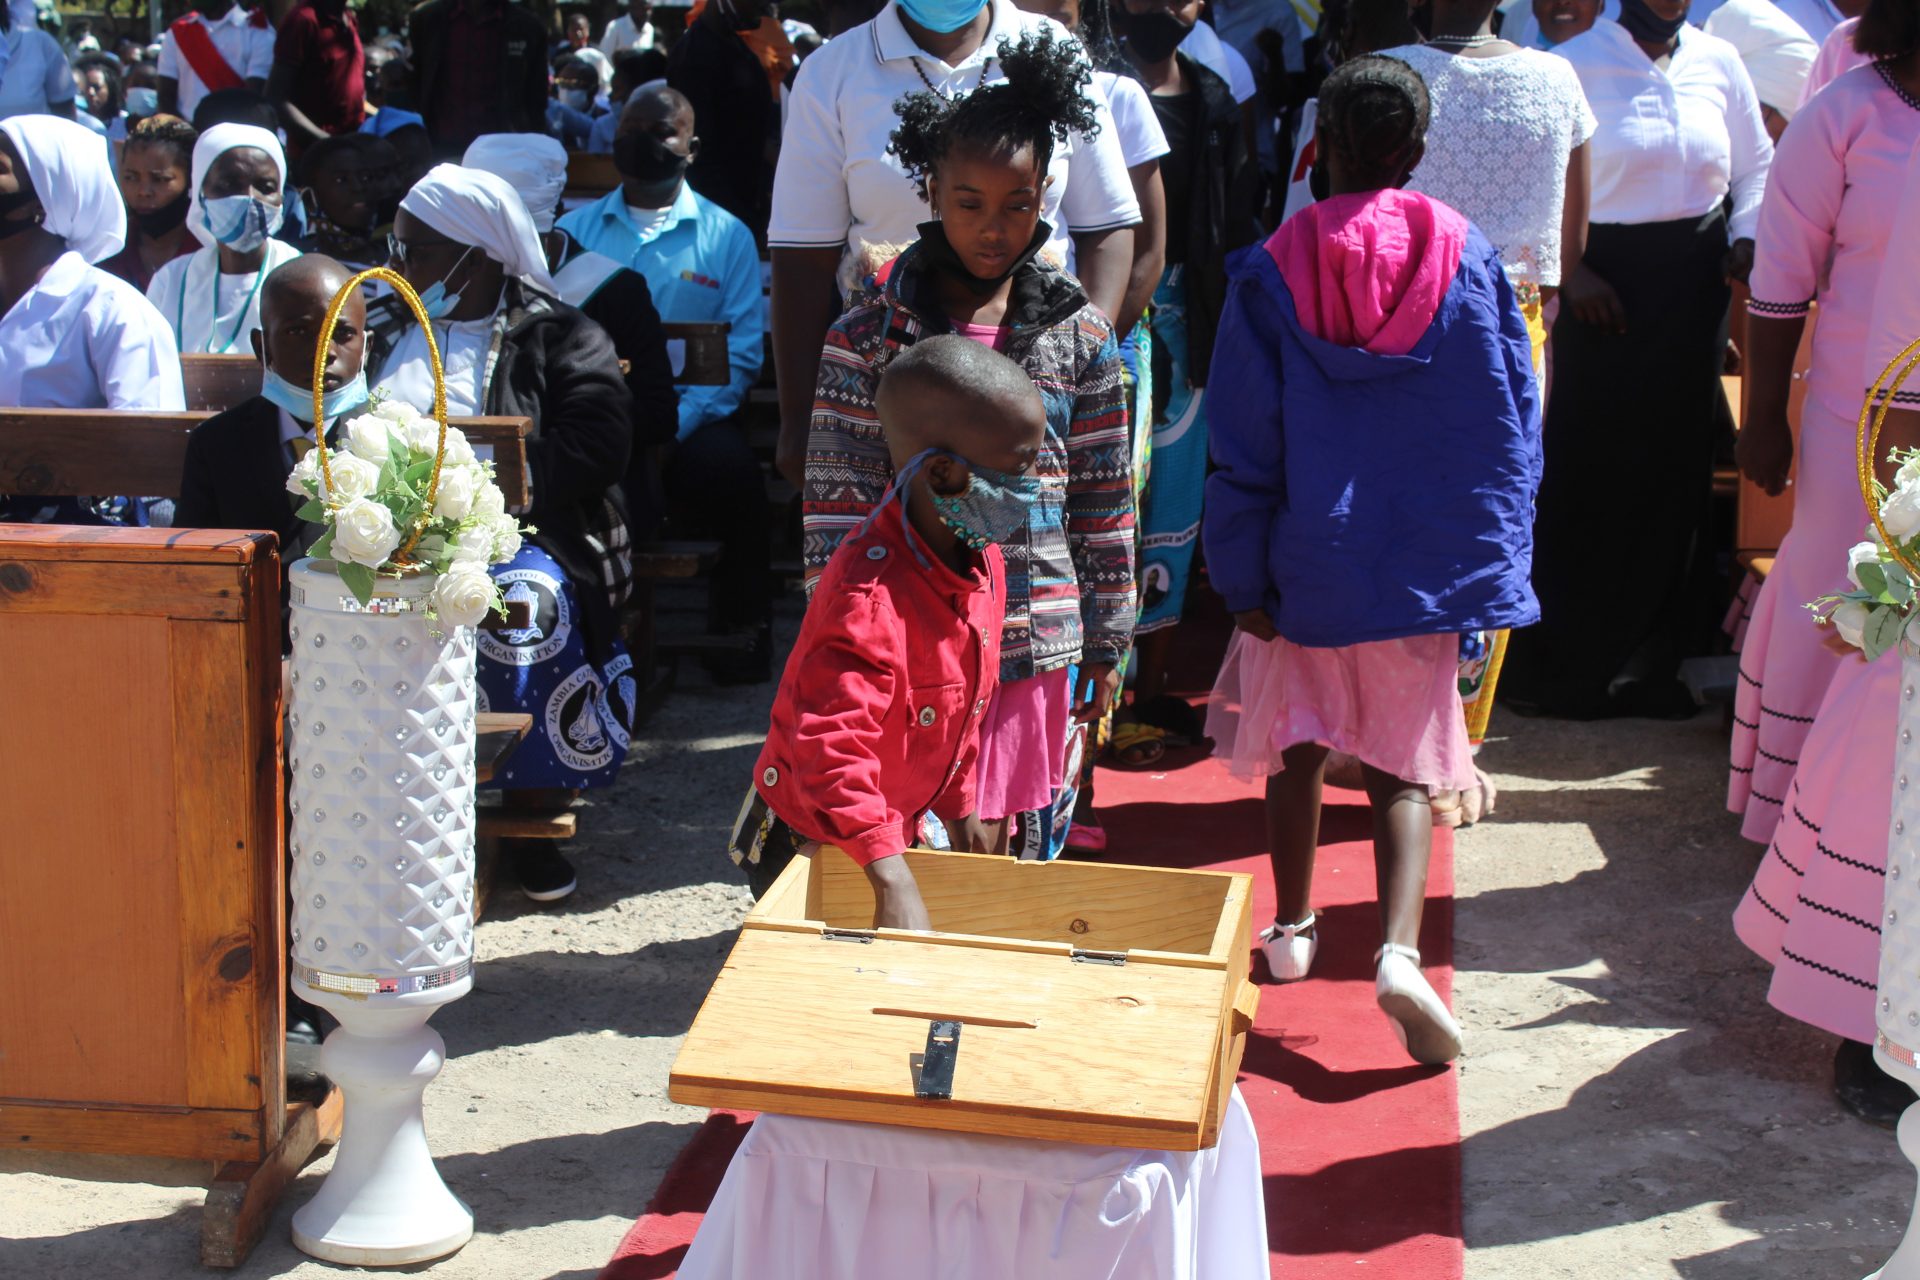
(286, 447, 319, 496)
(440, 427, 476, 467)
(343, 413, 392, 464)
(433, 465, 479, 520)
(1832, 599, 1871, 649)
(488, 513, 523, 563)
(323, 451, 382, 502)
(473, 481, 507, 520)
(403, 414, 445, 458)
(1884, 486, 1920, 542)
(448, 524, 494, 563)
(1847, 540, 1885, 590)
(432, 565, 497, 629)
(372, 400, 414, 424)
(332, 497, 401, 568)
(1898, 457, 1920, 491)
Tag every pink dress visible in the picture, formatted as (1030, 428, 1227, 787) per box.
(1209, 631, 1478, 791)
(1732, 116, 1920, 1042)
(1729, 63, 1920, 843)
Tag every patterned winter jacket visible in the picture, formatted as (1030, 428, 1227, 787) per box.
(802, 241, 1136, 681)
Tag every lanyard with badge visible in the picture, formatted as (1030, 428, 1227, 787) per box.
(177, 259, 269, 354)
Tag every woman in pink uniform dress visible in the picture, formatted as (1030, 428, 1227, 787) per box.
(1730, 0, 1920, 849)
(1734, 18, 1920, 1121)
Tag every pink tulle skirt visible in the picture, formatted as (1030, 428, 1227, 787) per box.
(973, 667, 1073, 819)
(1207, 630, 1477, 791)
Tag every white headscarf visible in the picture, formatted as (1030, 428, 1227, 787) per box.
(0, 115, 125, 262)
(399, 164, 556, 294)
(462, 134, 568, 233)
(188, 123, 288, 249)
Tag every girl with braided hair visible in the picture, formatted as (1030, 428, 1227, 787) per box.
(1204, 55, 1540, 1065)
(802, 28, 1137, 860)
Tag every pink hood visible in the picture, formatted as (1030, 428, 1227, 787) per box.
(1266, 189, 1468, 357)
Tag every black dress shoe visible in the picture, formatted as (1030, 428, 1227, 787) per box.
(1835, 1038, 1916, 1127)
(514, 841, 578, 903)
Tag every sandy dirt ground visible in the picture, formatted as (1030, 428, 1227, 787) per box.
(2, 593, 1914, 1277)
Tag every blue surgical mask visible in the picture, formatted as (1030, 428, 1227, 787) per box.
(931, 455, 1041, 550)
(126, 85, 159, 117)
(262, 364, 369, 424)
(560, 87, 594, 112)
(201, 193, 284, 252)
(417, 247, 474, 320)
(895, 0, 989, 34)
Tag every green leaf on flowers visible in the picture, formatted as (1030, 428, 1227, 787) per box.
(309, 527, 335, 561)
(1886, 560, 1915, 605)
(1863, 606, 1904, 662)
(406, 459, 435, 485)
(295, 499, 326, 523)
(337, 560, 375, 606)
(1858, 561, 1889, 600)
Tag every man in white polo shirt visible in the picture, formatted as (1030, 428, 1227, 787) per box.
(766, 0, 1140, 485)
(156, 0, 275, 123)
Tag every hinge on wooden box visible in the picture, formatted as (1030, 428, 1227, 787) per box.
(1070, 948, 1128, 966)
(821, 927, 877, 943)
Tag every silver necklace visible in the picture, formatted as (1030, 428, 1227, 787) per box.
(1427, 32, 1498, 47)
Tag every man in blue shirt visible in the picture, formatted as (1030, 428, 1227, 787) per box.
(558, 83, 772, 682)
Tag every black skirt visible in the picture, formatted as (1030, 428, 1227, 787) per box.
(1503, 209, 1732, 715)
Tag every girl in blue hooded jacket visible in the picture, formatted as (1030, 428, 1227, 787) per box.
(1201, 55, 1540, 1066)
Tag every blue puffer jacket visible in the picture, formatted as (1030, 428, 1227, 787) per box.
(1203, 226, 1541, 649)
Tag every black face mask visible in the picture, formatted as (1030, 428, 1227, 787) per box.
(1125, 11, 1192, 64)
(1617, 0, 1686, 44)
(915, 218, 1051, 297)
(616, 132, 693, 186)
(0, 186, 42, 240)
(134, 190, 191, 237)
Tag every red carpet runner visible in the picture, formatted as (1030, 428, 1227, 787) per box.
(601, 755, 1464, 1279)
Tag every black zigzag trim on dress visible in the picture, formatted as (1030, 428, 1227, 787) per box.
(1749, 883, 1791, 924)
(1791, 800, 1821, 834)
(1761, 703, 1816, 724)
(1797, 894, 1883, 934)
(1748, 298, 1812, 318)
(1878, 59, 1920, 113)
(1756, 744, 1800, 767)
(1780, 945, 1876, 989)
(1770, 840, 1804, 877)
(1734, 713, 1759, 731)
(1738, 668, 1761, 687)
(1817, 839, 1887, 877)
(1730, 763, 1754, 775)
(1751, 788, 1785, 807)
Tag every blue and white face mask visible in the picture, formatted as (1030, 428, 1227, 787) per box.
(261, 364, 369, 425)
(929, 457, 1042, 550)
(417, 247, 475, 321)
(201, 193, 284, 252)
(895, 0, 989, 33)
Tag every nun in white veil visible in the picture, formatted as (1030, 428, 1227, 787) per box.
(369, 163, 636, 900)
(0, 114, 182, 412)
(0, 114, 183, 523)
(146, 122, 302, 354)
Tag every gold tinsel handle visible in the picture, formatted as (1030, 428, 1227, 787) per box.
(311, 266, 448, 566)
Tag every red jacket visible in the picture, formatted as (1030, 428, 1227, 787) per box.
(754, 500, 1004, 866)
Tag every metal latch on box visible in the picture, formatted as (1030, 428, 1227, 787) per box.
(916, 1019, 961, 1099)
(821, 927, 876, 943)
(1070, 948, 1128, 966)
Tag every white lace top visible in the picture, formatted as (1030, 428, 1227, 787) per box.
(1384, 45, 1597, 288)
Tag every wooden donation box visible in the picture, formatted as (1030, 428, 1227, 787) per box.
(671, 850, 1259, 1151)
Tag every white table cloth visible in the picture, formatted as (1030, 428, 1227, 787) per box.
(678, 1088, 1268, 1280)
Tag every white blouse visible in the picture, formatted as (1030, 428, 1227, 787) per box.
(376, 314, 495, 419)
(1554, 20, 1773, 239)
(1386, 45, 1597, 287)
(1095, 70, 1171, 169)
(146, 239, 303, 356)
(0, 252, 184, 410)
(769, 0, 1140, 284)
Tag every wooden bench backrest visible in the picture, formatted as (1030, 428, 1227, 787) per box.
(564, 152, 622, 201)
(0, 409, 535, 508)
(181, 353, 264, 413)
(0, 525, 285, 1162)
(663, 321, 732, 387)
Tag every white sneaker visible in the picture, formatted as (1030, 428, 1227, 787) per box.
(1375, 943, 1463, 1064)
(1259, 912, 1318, 982)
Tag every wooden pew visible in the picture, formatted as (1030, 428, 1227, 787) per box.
(181, 353, 263, 413)
(0, 525, 336, 1268)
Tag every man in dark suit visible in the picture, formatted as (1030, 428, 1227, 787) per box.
(175, 253, 370, 597)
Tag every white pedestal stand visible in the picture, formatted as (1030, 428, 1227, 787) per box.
(285, 558, 480, 1266)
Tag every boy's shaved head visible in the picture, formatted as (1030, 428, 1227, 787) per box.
(876, 335, 1047, 470)
(263, 253, 360, 321)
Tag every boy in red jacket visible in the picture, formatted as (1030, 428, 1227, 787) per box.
(734, 336, 1049, 928)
